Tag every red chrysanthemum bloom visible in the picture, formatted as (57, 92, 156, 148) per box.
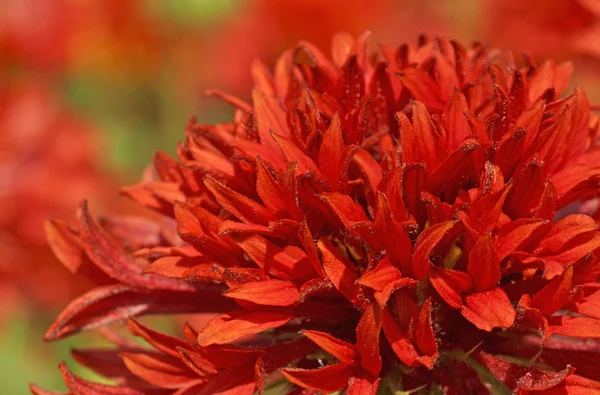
(34, 33, 600, 394)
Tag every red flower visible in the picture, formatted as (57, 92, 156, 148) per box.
(0, 83, 119, 319)
(0, 0, 164, 78)
(483, 0, 600, 60)
(36, 33, 600, 394)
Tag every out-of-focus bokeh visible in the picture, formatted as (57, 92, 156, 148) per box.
(1, 0, 600, 392)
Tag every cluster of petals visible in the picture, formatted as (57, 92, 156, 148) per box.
(36, 32, 600, 394)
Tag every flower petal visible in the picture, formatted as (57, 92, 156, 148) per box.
(319, 113, 345, 188)
(530, 266, 574, 316)
(45, 285, 230, 341)
(358, 257, 416, 307)
(467, 234, 501, 292)
(302, 330, 358, 363)
(204, 176, 277, 225)
(281, 363, 356, 394)
(58, 362, 157, 395)
(397, 101, 448, 170)
(415, 298, 438, 358)
(121, 352, 198, 389)
(382, 309, 432, 368)
(429, 266, 472, 309)
(197, 310, 294, 346)
(234, 234, 316, 282)
(355, 303, 383, 376)
(224, 280, 299, 306)
(473, 352, 573, 391)
(317, 237, 361, 305)
(77, 202, 195, 292)
(412, 221, 456, 280)
(461, 287, 516, 331)
(548, 316, 600, 338)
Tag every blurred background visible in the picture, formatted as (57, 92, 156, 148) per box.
(2, 0, 600, 392)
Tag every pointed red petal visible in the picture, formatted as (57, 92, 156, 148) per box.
(128, 319, 189, 359)
(542, 374, 600, 395)
(429, 266, 472, 309)
(382, 309, 433, 368)
(377, 167, 408, 221)
(29, 384, 68, 395)
(234, 234, 316, 282)
(530, 266, 574, 316)
(297, 220, 324, 276)
(224, 279, 299, 306)
(192, 368, 255, 395)
(77, 202, 195, 292)
(45, 219, 85, 274)
(548, 316, 600, 338)
(58, 362, 155, 395)
(320, 192, 369, 228)
(205, 89, 252, 112)
(398, 101, 448, 172)
(271, 132, 322, 177)
(355, 303, 383, 376)
(319, 113, 344, 188)
(331, 32, 355, 67)
(317, 237, 361, 304)
(372, 192, 412, 274)
(218, 220, 299, 240)
(473, 352, 573, 391)
(412, 221, 456, 280)
(442, 89, 472, 151)
(461, 287, 516, 331)
(197, 310, 293, 346)
(570, 288, 600, 319)
(252, 89, 290, 147)
(426, 139, 479, 201)
(250, 58, 276, 96)
(71, 348, 140, 383)
(255, 157, 287, 215)
(281, 363, 356, 394)
(415, 298, 438, 358)
(358, 257, 401, 291)
(535, 214, 598, 256)
(353, 148, 383, 198)
(45, 285, 230, 340)
(467, 234, 501, 292)
(121, 352, 198, 389)
(302, 330, 358, 363)
(496, 218, 549, 261)
(121, 182, 185, 215)
(463, 185, 511, 235)
(204, 176, 277, 225)
(504, 157, 547, 218)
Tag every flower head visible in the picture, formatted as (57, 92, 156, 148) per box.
(36, 33, 600, 394)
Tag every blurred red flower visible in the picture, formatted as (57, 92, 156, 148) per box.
(0, 83, 117, 319)
(35, 33, 600, 394)
(0, 0, 164, 79)
(483, 0, 600, 60)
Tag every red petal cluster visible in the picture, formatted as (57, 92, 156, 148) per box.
(37, 33, 600, 394)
